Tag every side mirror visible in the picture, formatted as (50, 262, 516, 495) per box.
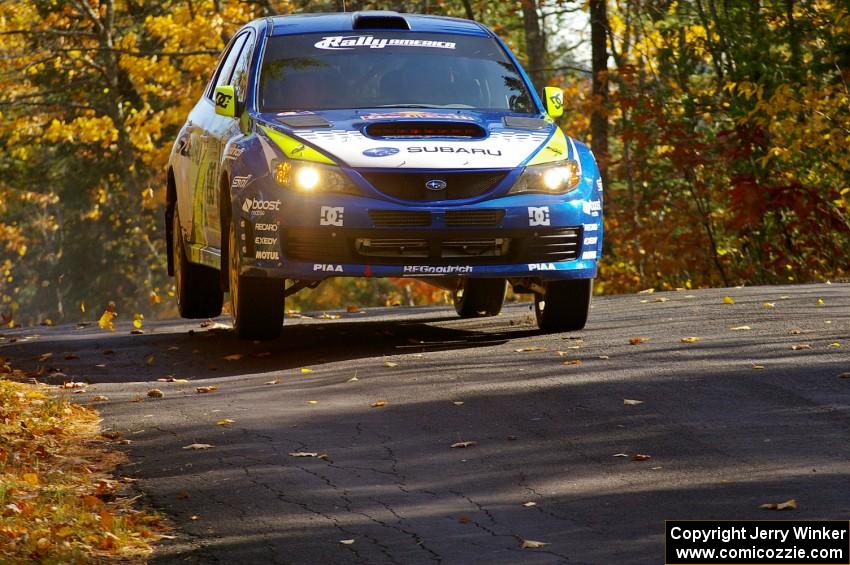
(544, 86, 564, 119)
(214, 85, 236, 118)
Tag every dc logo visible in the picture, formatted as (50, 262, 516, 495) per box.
(320, 206, 344, 226)
(528, 206, 550, 227)
(363, 147, 399, 157)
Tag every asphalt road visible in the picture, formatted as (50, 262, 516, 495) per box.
(3, 283, 850, 564)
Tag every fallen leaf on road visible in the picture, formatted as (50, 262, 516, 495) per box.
(637, 288, 655, 294)
(318, 313, 341, 320)
(451, 441, 477, 449)
(346, 305, 362, 313)
(816, 298, 824, 306)
(265, 379, 280, 385)
(762, 302, 775, 308)
(723, 296, 735, 304)
(598, 355, 610, 359)
(145, 355, 154, 366)
(760, 498, 796, 511)
(38, 352, 53, 362)
(98, 310, 116, 331)
(522, 501, 537, 507)
(64, 353, 79, 360)
(132, 313, 143, 329)
(458, 516, 471, 524)
(788, 328, 802, 335)
(216, 419, 234, 426)
(562, 359, 582, 366)
(101, 431, 122, 440)
(632, 454, 652, 461)
(339, 539, 355, 545)
(623, 399, 644, 406)
(515, 346, 546, 352)
(300, 368, 313, 374)
(452, 401, 464, 406)
(791, 344, 811, 351)
(176, 491, 190, 499)
(147, 389, 164, 398)
(308, 400, 318, 404)
(838, 373, 850, 379)
(256, 351, 271, 358)
(183, 443, 213, 450)
(370, 400, 387, 407)
(730, 325, 751, 331)
(195, 386, 218, 394)
(92, 395, 109, 401)
(521, 539, 549, 549)
(752, 364, 765, 370)
(347, 375, 359, 382)
(613, 453, 629, 457)
(288, 451, 327, 458)
(222, 354, 244, 361)
(652, 297, 669, 303)
(95, 364, 106, 368)
(62, 381, 86, 389)
(680, 336, 701, 343)
(167, 346, 180, 351)
(629, 336, 649, 345)
(829, 342, 840, 347)
(383, 361, 398, 368)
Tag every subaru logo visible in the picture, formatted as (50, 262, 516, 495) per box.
(362, 147, 399, 157)
(425, 179, 447, 191)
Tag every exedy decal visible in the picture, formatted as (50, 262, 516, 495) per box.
(255, 237, 277, 245)
(314, 36, 456, 51)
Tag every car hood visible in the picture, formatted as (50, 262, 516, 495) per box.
(256, 109, 555, 170)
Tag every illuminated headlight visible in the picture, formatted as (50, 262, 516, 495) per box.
(508, 160, 581, 195)
(272, 160, 359, 195)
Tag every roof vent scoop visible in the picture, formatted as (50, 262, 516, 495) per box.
(352, 11, 410, 30)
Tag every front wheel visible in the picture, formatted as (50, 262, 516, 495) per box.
(228, 223, 285, 340)
(173, 210, 223, 319)
(534, 278, 593, 333)
(453, 278, 507, 318)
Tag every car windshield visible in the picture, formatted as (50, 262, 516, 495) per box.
(258, 32, 535, 113)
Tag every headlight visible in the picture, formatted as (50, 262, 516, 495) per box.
(272, 160, 360, 195)
(508, 159, 581, 195)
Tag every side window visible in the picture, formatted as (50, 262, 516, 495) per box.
(230, 33, 256, 106)
(206, 32, 248, 99)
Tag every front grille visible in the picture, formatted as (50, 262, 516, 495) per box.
(444, 209, 505, 227)
(525, 228, 582, 262)
(361, 171, 508, 201)
(282, 227, 582, 265)
(356, 238, 430, 258)
(368, 210, 431, 228)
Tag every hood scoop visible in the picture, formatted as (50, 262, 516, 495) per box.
(275, 114, 332, 128)
(502, 116, 548, 130)
(365, 121, 486, 139)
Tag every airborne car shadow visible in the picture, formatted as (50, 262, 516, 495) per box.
(1, 304, 544, 385)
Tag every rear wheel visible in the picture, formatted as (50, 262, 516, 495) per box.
(453, 278, 507, 318)
(534, 278, 593, 332)
(173, 210, 223, 319)
(228, 223, 285, 340)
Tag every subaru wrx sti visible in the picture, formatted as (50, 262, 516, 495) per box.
(166, 11, 603, 339)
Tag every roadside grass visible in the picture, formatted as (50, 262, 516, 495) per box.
(0, 373, 165, 563)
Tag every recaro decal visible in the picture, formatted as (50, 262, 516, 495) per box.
(314, 36, 456, 51)
(584, 223, 599, 232)
(320, 206, 344, 227)
(528, 206, 550, 227)
(255, 223, 278, 232)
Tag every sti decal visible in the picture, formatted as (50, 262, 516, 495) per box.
(232, 175, 252, 189)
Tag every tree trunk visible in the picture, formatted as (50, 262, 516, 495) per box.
(521, 0, 546, 92)
(589, 0, 609, 183)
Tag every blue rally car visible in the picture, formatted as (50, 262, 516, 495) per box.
(166, 11, 603, 339)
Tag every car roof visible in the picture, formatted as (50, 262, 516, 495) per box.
(265, 11, 492, 38)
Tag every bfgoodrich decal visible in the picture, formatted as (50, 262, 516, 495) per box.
(403, 265, 472, 275)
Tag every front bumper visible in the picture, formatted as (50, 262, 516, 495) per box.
(235, 188, 602, 282)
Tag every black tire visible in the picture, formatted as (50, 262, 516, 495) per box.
(228, 223, 285, 340)
(173, 210, 223, 319)
(534, 278, 593, 333)
(453, 278, 507, 318)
